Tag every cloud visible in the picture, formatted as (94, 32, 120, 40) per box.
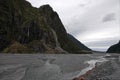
(79, 4, 86, 7)
(83, 38, 120, 51)
(102, 13, 116, 22)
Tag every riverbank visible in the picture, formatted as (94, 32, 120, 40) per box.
(73, 54, 120, 80)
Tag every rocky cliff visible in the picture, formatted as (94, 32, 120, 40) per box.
(0, 0, 90, 53)
(106, 41, 120, 53)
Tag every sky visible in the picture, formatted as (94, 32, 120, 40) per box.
(27, 0, 120, 51)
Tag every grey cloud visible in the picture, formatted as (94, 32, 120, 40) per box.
(79, 4, 86, 7)
(90, 47, 109, 51)
(102, 13, 116, 22)
(78, 0, 92, 7)
(85, 38, 119, 51)
(86, 39, 119, 47)
(71, 28, 87, 36)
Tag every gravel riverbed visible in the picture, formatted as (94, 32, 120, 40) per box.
(76, 54, 120, 80)
(0, 53, 119, 80)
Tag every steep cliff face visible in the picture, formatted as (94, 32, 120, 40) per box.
(39, 5, 85, 53)
(0, 0, 56, 53)
(107, 41, 120, 53)
(0, 0, 90, 53)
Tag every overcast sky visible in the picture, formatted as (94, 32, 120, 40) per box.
(27, 0, 120, 51)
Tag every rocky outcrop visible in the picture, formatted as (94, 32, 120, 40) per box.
(107, 41, 120, 53)
(0, 0, 90, 53)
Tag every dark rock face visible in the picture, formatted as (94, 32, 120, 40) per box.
(0, 0, 90, 53)
(107, 41, 120, 53)
(0, 0, 56, 53)
(0, 0, 55, 52)
(0, 37, 10, 51)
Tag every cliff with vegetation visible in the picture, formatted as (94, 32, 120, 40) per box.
(0, 0, 90, 53)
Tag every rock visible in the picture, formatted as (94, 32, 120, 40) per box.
(73, 77, 85, 80)
(107, 41, 120, 53)
(73, 77, 79, 80)
(0, 37, 10, 51)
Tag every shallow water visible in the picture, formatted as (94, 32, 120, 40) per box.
(75, 57, 108, 78)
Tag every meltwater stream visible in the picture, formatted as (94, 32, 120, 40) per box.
(25, 54, 109, 80)
(60, 54, 109, 80)
(75, 57, 108, 78)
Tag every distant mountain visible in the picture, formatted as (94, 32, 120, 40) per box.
(106, 41, 120, 53)
(0, 0, 90, 54)
(68, 34, 91, 51)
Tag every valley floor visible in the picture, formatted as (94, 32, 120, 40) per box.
(0, 53, 119, 80)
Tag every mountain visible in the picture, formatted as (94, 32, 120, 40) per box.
(0, 0, 90, 54)
(106, 41, 120, 53)
(68, 34, 91, 51)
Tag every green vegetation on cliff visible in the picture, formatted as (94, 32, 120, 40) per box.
(39, 5, 89, 53)
(0, 0, 90, 53)
(3, 42, 33, 53)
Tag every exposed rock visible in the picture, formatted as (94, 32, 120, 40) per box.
(107, 41, 120, 53)
(0, 37, 10, 51)
(73, 77, 85, 80)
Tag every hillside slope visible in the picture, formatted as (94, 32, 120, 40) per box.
(107, 41, 120, 53)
